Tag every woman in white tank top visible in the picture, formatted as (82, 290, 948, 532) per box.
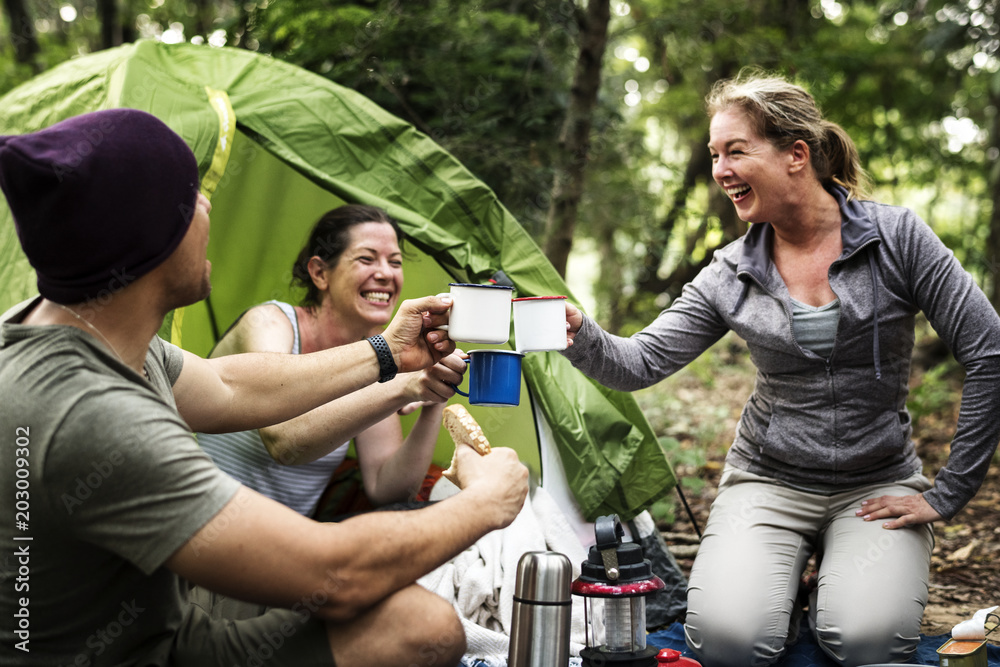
(197, 205, 467, 516)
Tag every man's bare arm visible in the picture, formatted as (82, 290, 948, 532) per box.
(173, 295, 454, 434)
(164, 444, 528, 622)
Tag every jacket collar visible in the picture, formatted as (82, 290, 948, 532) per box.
(736, 184, 881, 284)
(730, 184, 885, 380)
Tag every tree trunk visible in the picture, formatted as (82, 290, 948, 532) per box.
(986, 86, 1000, 313)
(97, 0, 121, 49)
(660, 186, 745, 291)
(596, 219, 626, 334)
(120, 0, 137, 44)
(192, 0, 211, 39)
(542, 0, 610, 277)
(632, 133, 712, 298)
(2, 0, 40, 66)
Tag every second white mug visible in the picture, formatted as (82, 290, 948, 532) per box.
(513, 295, 568, 352)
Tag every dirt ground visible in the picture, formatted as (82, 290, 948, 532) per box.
(644, 335, 999, 640)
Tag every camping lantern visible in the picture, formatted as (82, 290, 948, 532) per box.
(572, 514, 665, 667)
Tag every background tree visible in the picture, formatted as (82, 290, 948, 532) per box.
(572, 0, 982, 332)
(243, 0, 579, 238)
(917, 0, 1000, 308)
(2, 0, 40, 68)
(2, 0, 997, 332)
(543, 0, 610, 277)
(97, 0, 121, 48)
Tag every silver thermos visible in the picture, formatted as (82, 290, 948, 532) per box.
(508, 551, 572, 667)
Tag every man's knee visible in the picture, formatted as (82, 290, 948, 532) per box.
(326, 585, 466, 667)
(402, 590, 465, 666)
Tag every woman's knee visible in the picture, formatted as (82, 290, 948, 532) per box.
(684, 611, 788, 667)
(814, 612, 920, 666)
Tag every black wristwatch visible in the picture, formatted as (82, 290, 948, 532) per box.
(367, 334, 398, 383)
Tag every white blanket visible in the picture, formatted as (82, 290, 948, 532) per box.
(418, 483, 589, 667)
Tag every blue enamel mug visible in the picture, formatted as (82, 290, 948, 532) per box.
(452, 349, 524, 407)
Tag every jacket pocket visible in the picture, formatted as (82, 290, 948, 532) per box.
(761, 404, 838, 471)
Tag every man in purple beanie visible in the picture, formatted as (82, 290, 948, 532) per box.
(0, 109, 529, 667)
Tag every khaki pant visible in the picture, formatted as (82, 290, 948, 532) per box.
(173, 584, 335, 667)
(684, 465, 934, 667)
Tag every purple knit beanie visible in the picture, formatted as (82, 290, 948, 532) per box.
(0, 108, 200, 304)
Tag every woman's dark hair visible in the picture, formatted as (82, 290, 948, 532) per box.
(291, 205, 405, 307)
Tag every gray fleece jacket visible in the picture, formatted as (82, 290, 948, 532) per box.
(564, 186, 1000, 520)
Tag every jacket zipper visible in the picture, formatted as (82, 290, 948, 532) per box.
(737, 271, 821, 359)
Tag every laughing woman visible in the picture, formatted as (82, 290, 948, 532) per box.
(197, 205, 467, 517)
(562, 71, 1000, 666)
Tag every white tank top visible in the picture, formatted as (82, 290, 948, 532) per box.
(196, 301, 350, 516)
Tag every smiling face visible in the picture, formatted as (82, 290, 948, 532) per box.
(708, 107, 795, 224)
(315, 221, 403, 328)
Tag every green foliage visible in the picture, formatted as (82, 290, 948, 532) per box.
(3, 0, 999, 329)
(647, 435, 707, 524)
(244, 0, 577, 236)
(0, 0, 94, 95)
(907, 357, 962, 426)
(579, 0, 1000, 327)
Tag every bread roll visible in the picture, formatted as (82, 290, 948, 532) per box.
(443, 404, 491, 455)
(441, 404, 490, 485)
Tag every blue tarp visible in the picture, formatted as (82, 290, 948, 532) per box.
(462, 621, 1000, 666)
(646, 620, 1000, 666)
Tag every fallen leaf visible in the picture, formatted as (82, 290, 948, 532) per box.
(947, 539, 980, 562)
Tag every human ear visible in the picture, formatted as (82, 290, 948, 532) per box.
(788, 140, 811, 174)
(307, 256, 329, 290)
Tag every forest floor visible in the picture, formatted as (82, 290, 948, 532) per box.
(637, 331, 999, 639)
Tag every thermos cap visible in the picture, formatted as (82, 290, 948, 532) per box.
(513, 551, 572, 603)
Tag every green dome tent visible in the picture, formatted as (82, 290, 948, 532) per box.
(0, 39, 676, 524)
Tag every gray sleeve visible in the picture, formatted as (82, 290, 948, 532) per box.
(891, 210, 1000, 519)
(154, 336, 186, 385)
(562, 257, 731, 391)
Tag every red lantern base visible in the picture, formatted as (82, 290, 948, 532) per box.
(580, 645, 659, 666)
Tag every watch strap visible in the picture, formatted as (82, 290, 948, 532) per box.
(367, 334, 398, 383)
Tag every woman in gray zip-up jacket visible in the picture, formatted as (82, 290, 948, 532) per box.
(563, 72, 1000, 666)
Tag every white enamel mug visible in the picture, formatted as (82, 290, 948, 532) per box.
(438, 283, 514, 344)
(512, 296, 568, 352)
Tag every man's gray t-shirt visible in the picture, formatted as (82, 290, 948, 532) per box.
(0, 300, 240, 665)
